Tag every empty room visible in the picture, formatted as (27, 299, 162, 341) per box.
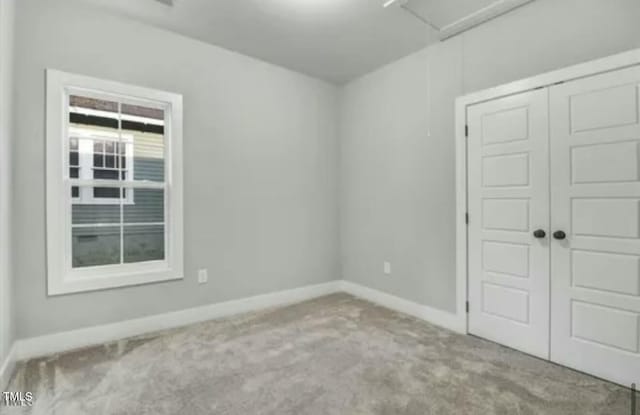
(0, 0, 639, 413)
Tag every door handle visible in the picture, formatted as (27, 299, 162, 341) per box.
(553, 230, 567, 240)
(533, 229, 546, 238)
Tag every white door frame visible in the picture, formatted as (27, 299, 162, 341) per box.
(455, 47, 640, 333)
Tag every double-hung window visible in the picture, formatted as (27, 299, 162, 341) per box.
(46, 70, 183, 295)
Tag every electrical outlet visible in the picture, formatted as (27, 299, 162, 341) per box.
(197, 269, 208, 284)
(384, 261, 391, 275)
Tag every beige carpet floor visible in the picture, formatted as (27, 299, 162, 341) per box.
(3, 293, 636, 414)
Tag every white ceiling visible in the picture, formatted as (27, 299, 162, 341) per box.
(79, 0, 527, 84)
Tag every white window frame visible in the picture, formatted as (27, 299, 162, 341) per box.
(46, 69, 184, 295)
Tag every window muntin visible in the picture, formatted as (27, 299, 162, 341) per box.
(46, 69, 183, 295)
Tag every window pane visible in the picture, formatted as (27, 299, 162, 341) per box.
(94, 187, 120, 199)
(69, 151, 79, 166)
(69, 95, 119, 129)
(71, 186, 79, 198)
(121, 104, 165, 182)
(70, 167, 79, 179)
(105, 155, 115, 168)
(71, 185, 122, 268)
(124, 188, 164, 223)
(121, 104, 164, 130)
(93, 169, 119, 180)
(124, 225, 164, 263)
(72, 186, 120, 224)
(69, 95, 120, 187)
(72, 226, 121, 268)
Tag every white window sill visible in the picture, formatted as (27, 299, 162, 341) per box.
(48, 267, 183, 296)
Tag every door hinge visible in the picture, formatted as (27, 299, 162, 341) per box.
(465, 213, 469, 225)
(464, 125, 469, 138)
(466, 301, 470, 313)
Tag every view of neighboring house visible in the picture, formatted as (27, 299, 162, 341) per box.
(69, 96, 166, 267)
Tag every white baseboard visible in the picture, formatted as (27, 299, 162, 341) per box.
(0, 343, 16, 390)
(15, 280, 342, 361)
(11, 279, 466, 367)
(340, 281, 467, 334)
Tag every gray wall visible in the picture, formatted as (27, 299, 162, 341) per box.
(340, 0, 640, 313)
(0, 0, 15, 363)
(13, 0, 340, 338)
(11, 0, 640, 340)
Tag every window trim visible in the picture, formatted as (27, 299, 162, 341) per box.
(46, 69, 184, 296)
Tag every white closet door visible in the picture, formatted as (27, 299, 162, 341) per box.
(467, 89, 550, 359)
(550, 65, 640, 387)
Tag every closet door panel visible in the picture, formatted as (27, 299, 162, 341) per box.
(550, 65, 640, 387)
(467, 89, 550, 359)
